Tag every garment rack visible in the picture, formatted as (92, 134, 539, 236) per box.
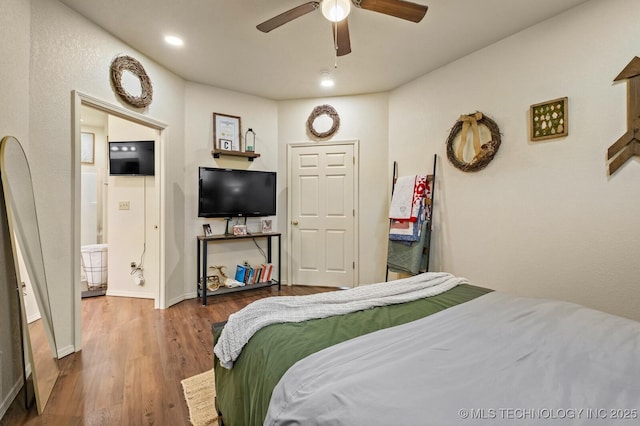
(385, 154, 437, 281)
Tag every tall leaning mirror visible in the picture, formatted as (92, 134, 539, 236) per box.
(0, 136, 60, 414)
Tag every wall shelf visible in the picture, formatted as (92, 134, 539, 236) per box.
(211, 149, 260, 162)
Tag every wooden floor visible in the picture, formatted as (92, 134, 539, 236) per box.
(2, 285, 335, 425)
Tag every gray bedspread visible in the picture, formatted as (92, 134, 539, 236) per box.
(265, 292, 640, 425)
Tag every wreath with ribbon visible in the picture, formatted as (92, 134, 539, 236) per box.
(306, 104, 340, 138)
(446, 111, 501, 172)
(110, 55, 153, 108)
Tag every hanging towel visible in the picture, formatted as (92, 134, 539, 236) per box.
(387, 220, 430, 275)
(389, 175, 416, 220)
(390, 204, 424, 242)
(410, 175, 428, 222)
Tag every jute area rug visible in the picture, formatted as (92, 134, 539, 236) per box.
(181, 369, 219, 426)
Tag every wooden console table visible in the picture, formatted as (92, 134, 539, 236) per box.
(196, 232, 281, 305)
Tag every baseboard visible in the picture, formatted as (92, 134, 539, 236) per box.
(105, 290, 155, 299)
(0, 375, 24, 420)
(27, 312, 41, 324)
(166, 293, 186, 307)
(57, 344, 75, 359)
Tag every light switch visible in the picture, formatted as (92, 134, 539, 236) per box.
(119, 201, 130, 210)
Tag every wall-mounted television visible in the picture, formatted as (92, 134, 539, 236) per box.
(198, 167, 276, 218)
(109, 140, 155, 176)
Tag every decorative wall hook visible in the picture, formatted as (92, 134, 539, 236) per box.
(608, 57, 640, 175)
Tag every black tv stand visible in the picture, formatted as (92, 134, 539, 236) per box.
(196, 232, 281, 305)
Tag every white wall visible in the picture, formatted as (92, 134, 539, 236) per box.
(0, 0, 31, 416)
(28, 0, 186, 354)
(106, 116, 159, 299)
(80, 122, 107, 245)
(183, 82, 279, 297)
(278, 94, 389, 285)
(389, 0, 640, 321)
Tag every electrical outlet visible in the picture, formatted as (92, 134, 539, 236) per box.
(130, 262, 136, 268)
(119, 201, 130, 210)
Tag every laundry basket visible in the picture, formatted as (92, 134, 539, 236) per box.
(81, 244, 108, 288)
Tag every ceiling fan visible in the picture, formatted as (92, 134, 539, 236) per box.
(256, 0, 429, 57)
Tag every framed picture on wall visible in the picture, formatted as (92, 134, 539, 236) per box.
(530, 97, 568, 141)
(213, 112, 241, 151)
(81, 132, 95, 164)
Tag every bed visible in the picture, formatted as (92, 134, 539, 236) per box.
(213, 273, 640, 425)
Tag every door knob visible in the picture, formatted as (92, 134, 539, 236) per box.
(291, 220, 299, 225)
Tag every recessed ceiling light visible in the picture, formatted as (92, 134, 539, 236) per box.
(164, 35, 184, 47)
(320, 70, 334, 88)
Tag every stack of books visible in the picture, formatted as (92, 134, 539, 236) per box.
(235, 263, 273, 285)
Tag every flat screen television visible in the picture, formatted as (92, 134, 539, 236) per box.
(198, 167, 276, 218)
(109, 140, 155, 176)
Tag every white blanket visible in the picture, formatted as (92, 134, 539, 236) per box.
(213, 272, 467, 369)
(388, 175, 416, 219)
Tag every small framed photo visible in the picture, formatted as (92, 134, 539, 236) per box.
(262, 219, 272, 233)
(233, 225, 247, 236)
(202, 224, 213, 237)
(213, 112, 241, 151)
(530, 97, 568, 141)
(81, 132, 95, 164)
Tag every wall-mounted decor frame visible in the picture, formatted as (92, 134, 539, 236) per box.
(213, 113, 241, 152)
(530, 97, 568, 141)
(80, 132, 95, 164)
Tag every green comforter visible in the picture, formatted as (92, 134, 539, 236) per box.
(214, 284, 491, 426)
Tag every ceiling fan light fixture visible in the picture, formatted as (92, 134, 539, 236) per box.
(321, 0, 351, 22)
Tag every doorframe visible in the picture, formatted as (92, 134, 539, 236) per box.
(286, 139, 359, 287)
(71, 90, 167, 352)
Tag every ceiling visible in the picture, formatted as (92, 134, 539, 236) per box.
(59, 0, 589, 100)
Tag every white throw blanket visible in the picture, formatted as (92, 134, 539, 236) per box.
(388, 175, 416, 219)
(213, 272, 467, 369)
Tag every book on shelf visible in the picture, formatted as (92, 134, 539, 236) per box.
(235, 264, 248, 283)
(253, 266, 262, 284)
(260, 263, 273, 282)
(258, 264, 266, 282)
(246, 267, 255, 285)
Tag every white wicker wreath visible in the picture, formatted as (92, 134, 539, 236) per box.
(110, 55, 153, 108)
(307, 104, 340, 138)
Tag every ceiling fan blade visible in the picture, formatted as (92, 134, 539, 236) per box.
(357, 0, 428, 23)
(257, 2, 320, 33)
(332, 19, 352, 56)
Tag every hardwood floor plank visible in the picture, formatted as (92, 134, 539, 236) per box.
(1, 285, 335, 425)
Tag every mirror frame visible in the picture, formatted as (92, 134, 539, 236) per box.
(0, 135, 60, 414)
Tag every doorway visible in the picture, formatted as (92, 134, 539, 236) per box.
(287, 140, 359, 288)
(72, 91, 166, 352)
(79, 107, 108, 298)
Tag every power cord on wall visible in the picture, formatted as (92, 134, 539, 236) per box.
(131, 243, 146, 286)
(130, 176, 147, 286)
